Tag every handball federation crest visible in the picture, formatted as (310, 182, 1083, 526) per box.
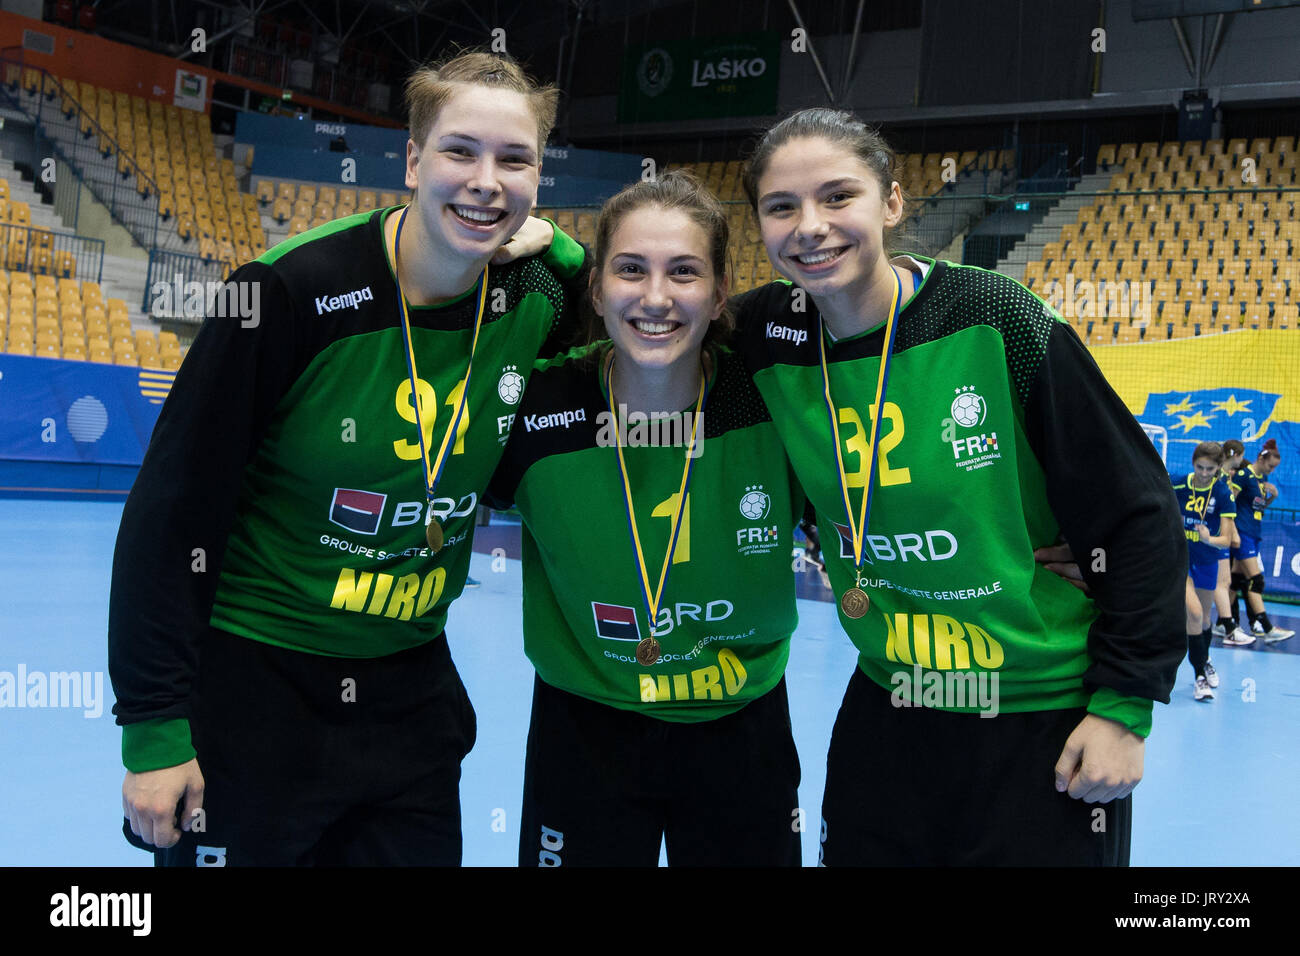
(951, 386, 986, 428)
(739, 485, 771, 520)
(497, 366, 524, 405)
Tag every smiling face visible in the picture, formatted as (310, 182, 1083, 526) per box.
(754, 135, 903, 299)
(590, 205, 726, 376)
(405, 83, 540, 266)
(1193, 457, 1222, 488)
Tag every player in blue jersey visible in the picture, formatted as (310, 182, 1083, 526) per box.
(1230, 438, 1292, 643)
(1212, 440, 1255, 646)
(1172, 442, 1237, 701)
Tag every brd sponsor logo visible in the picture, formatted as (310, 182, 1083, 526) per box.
(328, 489, 477, 534)
(832, 525, 959, 563)
(592, 600, 734, 640)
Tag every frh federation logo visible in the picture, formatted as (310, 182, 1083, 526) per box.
(951, 386, 986, 427)
(591, 602, 642, 642)
(739, 485, 771, 520)
(498, 366, 524, 405)
(950, 432, 1002, 472)
(328, 488, 387, 535)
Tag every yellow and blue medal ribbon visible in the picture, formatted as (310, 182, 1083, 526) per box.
(604, 351, 710, 664)
(820, 267, 904, 617)
(393, 205, 489, 549)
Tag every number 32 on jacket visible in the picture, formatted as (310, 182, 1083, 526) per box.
(841, 401, 910, 488)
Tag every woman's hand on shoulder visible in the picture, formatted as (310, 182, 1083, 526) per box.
(492, 216, 555, 264)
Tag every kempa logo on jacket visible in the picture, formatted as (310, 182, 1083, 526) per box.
(315, 285, 374, 314)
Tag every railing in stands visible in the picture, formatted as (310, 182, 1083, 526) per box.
(0, 57, 161, 252)
(958, 184, 1300, 270)
(0, 222, 104, 284)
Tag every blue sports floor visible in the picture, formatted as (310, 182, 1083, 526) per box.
(1, 498, 1297, 866)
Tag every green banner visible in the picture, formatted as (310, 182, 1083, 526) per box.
(618, 33, 780, 123)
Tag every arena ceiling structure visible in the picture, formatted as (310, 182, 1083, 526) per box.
(79, 0, 918, 125)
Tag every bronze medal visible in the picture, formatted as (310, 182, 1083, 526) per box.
(635, 637, 661, 666)
(425, 519, 444, 552)
(840, 587, 870, 619)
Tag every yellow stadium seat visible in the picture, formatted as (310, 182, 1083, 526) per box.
(51, 250, 76, 278)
